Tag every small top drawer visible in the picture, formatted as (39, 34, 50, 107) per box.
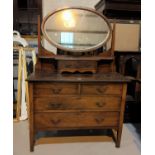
(81, 83, 122, 95)
(33, 82, 122, 97)
(34, 83, 78, 97)
(58, 60, 97, 73)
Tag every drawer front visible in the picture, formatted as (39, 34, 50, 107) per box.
(81, 84, 122, 95)
(34, 83, 78, 96)
(35, 112, 119, 129)
(58, 60, 97, 73)
(59, 60, 96, 69)
(34, 96, 121, 111)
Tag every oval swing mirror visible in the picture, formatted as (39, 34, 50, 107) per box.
(42, 7, 112, 53)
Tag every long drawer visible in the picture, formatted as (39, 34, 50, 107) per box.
(34, 96, 121, 111)
(35, 112, 119, 129)
(34, 83, 122, 97)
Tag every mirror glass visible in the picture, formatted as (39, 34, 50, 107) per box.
(42, 8, 111, 52)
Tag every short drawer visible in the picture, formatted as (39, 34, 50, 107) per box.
(81, 84, 122, 95)
(35, 112, 119, 129)
(34, 96, 121, 111)
(34, 83, 78, 96)
(58, 60, 97, 73)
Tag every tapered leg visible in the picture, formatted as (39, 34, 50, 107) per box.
(30, 144, 34, 152)
(115, 128, 122, 148)
(30, 129, 34, 152)
(115, 84, 127, 148)
(29, 83, 34, 152)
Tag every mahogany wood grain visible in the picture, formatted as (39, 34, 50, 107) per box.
(81, 83, 122, 95)
(34, 83, 78, 96)
(34, 96, 121, 111)
(34, 112, 119, 129)
(33, 82, 123, 97)
(58, 60, 97, 73)
(27, 72, 129, 83)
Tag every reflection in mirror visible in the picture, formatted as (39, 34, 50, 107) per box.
(42, 8, 111, 53)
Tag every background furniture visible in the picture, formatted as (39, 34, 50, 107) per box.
(95, 0, 141, 20)
(13, 31, 37, 121)
(13, 48, 22, 121)
(115, 51, 141, 122)
(13, 47, 37, 121)
(13, 0, 42, 35)
(13, 31, 28, 121)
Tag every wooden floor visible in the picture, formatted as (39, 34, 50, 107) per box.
(14, 121, 140, 155)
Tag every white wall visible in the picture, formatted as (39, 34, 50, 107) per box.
(42, 0, 100, 17)
(42, 0, 100, 53)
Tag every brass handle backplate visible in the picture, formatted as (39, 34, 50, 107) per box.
(50, 119, 61, 125)
(95, 117, 105, 124)
(51, 88, 62, 94)
(96, 102, 106, 107)
(96, 87, 107, 94)
(48, 103, 62, 109)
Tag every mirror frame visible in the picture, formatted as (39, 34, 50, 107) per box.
(41, 7, 112, 53)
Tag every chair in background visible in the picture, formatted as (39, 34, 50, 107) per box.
(13, 30, 36, 121)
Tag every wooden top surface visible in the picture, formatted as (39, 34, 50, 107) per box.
(38, 55, 114, 61)
(27, 72, 130, 83)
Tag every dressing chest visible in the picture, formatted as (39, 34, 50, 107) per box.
(27, 7, 129, 151)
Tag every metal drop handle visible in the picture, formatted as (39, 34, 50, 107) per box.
(95, 117, 105, 124)
(96, 101, 106, 107)
(96, 87, 107, 94)
(51, 88, 62, 94)
(50, 119, 61, 125)
(48, 103, 62, 109)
